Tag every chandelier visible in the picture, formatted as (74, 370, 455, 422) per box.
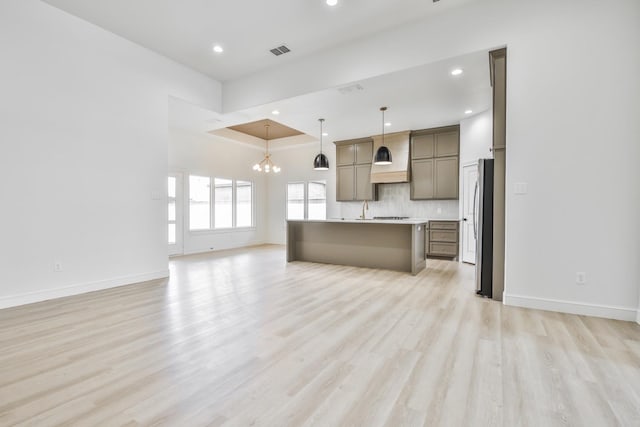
(252, 124, 281, 173)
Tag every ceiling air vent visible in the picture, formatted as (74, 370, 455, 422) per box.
(337, 84, 364, 95)
(270, 45, 291, 56)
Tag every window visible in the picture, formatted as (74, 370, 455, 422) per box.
(189, 175, 211, 230)
(168, 176, 177, 244)
(287, 182, 305, 220)
(236, 181, 253, 227)
(214, 178, 233, 228)
(287, 180, 326, 220)
(188, 175, 254, 230)
(308, 181, 327, 220)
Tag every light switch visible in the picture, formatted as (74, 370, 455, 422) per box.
(514, 182, 528, 195)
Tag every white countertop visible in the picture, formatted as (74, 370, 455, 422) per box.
(288, 218, 429, 225)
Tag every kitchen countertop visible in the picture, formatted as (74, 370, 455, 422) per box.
(287, 218, 429, 225)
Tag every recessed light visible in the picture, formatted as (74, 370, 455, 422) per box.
(465, 110, 473, 114)
(385, 122, 392, 127)
(326, 0, 338, 6)
(271, 110, 280, 115)
(451, 68, 463, 76)
(213, 44, 224, 53)
(322, 132, 329, 136)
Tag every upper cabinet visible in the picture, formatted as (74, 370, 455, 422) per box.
(334, 138, 377, 201)
(411, 125, 460, 200)
(355, 141, 373, 165)
(336, 144, 355, 166)
(336, 140, 372, 166)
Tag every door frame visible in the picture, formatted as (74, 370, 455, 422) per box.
(461, 161, 479, 264)
(168, 172, 184, 256)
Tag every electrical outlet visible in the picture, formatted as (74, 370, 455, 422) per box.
(515, 182, 528, 195)
(576, 272, 586, 285)
(54, 262, 63, 272)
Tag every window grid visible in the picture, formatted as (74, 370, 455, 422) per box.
(188, 175, 254, 231)
(287, 181, 327, 220)
(168, 176, 177, 244)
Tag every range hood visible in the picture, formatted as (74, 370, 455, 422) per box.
(370, 130, 411, 183)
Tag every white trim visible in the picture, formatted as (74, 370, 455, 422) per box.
(636, 309, 640, 325)
(181, 242, 268, 256)
(462, 160, 480, 168)
(0, 270, 169, 310)
(503, 293, 637, 322)
(189, 226, 257, 236)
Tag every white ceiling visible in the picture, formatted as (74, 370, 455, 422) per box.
(43, 0, 491, 148)
(170, 49, 492, 149)
(42, 0, 476, 82)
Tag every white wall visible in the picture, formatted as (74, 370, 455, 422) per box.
(233, 0, 640, 320)
(0, 1, 221, 308)
(460, 109, 493, 167)
(502, 1, 640, 320)
(169, 129, 268, 254)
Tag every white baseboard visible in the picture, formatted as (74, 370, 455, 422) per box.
(181, 241, 269, 256)
(503, 293, 637, 322)
(637, 309, 640, 325)
(0, 269, 169, 310)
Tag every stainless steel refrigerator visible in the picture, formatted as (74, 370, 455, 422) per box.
(474, 158, 494, 297)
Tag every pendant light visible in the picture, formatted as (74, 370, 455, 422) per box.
(252, 124, 281, 173)
(374, 106, 392, 165)
(313, 118, 330, 170)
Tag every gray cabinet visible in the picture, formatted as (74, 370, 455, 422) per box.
(410, 125, 460, 200)
(427, 220, 459, 260)
(355, 164, 374, 200)
(336, 144, 355, 166)
(434, 131, 459, 157)
(355, 142, 373, 165)
(337, 166, 355, 201)
(411, 159, 434, 199)
(435, 157, 458, 199)
(334, 138, 377, 201)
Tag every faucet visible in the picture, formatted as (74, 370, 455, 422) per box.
(360, 199, 369, 220)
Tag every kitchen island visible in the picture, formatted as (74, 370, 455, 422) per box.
(286, 219, 427, 275)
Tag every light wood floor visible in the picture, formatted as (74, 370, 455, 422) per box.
(1, 245, 639, 426)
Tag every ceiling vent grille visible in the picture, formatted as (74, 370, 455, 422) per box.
(337, 84, 364, 95)
(270, 45, 291, 56)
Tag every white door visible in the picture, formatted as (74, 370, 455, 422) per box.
(462, 163, 478, 264)
(168, 173, 183, 256)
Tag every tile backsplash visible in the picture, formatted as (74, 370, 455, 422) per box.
(338, 183, 459, 219)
